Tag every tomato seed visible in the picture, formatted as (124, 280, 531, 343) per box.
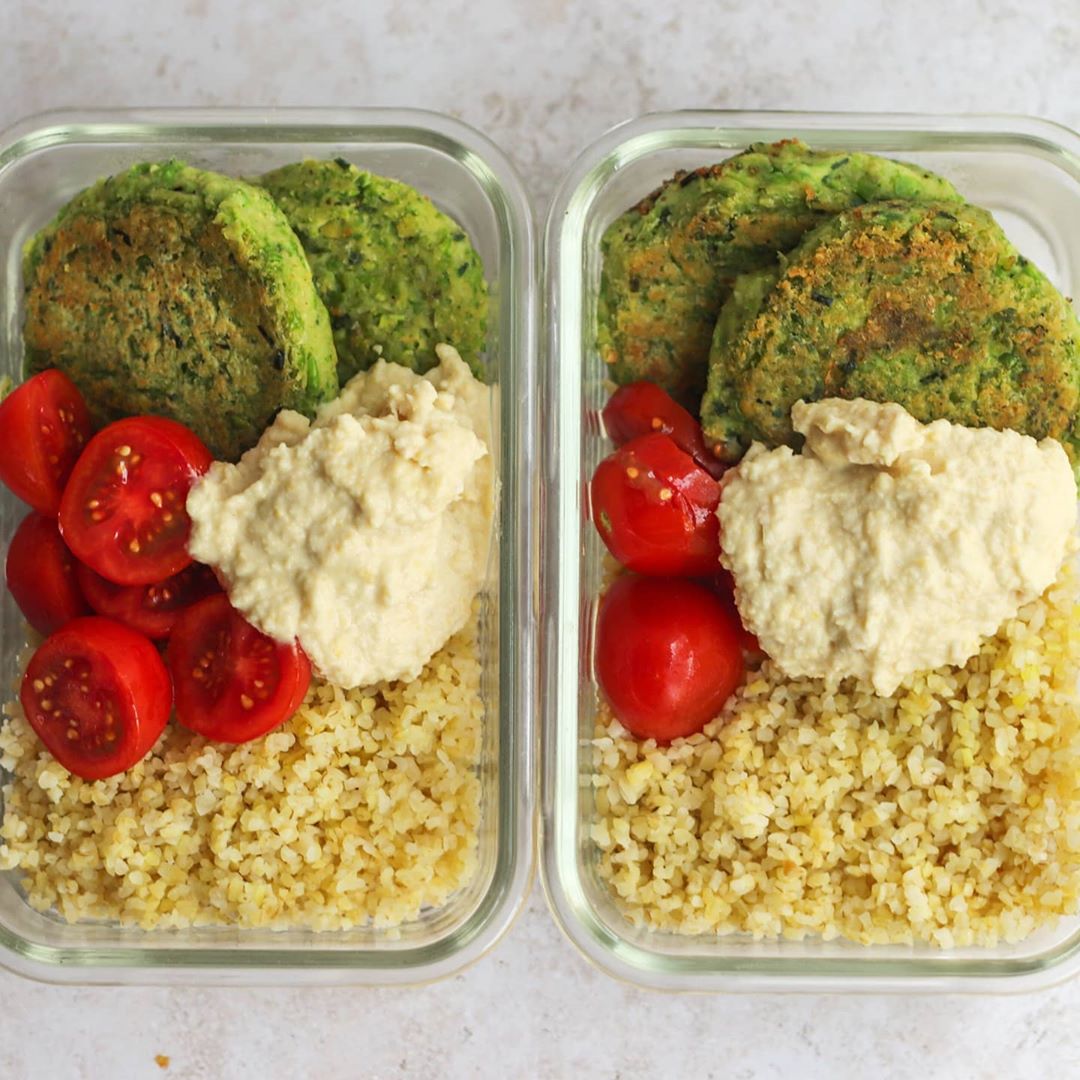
(626, 466, 639, 479)
(116, 445, 131, 457)
(32, 679, 44, 692)
(658, 487, 673, 501)
(129, 538, 141, 553)
(240, 694, 254, 710)
(150, 492, 163, 507)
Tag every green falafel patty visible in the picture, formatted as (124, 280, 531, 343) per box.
(597, 140, 963, 406)
(700, 199, 1080, 468)
(260, 159, 489, 383)
(23, 159, 338, 461)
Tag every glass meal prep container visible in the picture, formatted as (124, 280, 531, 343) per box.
(541, 110, 1080, 993)
(0, 107, 535, 985)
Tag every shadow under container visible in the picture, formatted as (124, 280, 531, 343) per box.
(0, 107, 535, 985)
(541, 110, 1080, 993)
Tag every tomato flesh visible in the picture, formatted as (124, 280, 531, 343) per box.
(59, 416, 213, 586)
(77, 560, 221, 640)
(595, 575, 745, 743)
(20, 617, 172, 780)
(0, 369, 93, 515)
(591, 433, 721, 577)
(6, 511, 90, 636)
(168, 594, 311, 744)
(602, 381, 726, 480)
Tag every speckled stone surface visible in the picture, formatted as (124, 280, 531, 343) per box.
(2, 1, 1080, 1077)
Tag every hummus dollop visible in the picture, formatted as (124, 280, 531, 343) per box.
(187, 344, 493, 689)
(719, 398, 1077, 695)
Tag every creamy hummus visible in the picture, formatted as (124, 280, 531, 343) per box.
(187, 345, 493, 689)
(719, 398, 1077, 695)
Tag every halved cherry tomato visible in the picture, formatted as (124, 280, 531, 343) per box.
(168, 593, 311, 744)
(602, 381, 726, 480)
(591, 433, 721, 577)
(595, 575, 745, 743)
(59, 416, 213, 586)
(5, 511, 90, 636)
(710, 566, 761, 654)
(77, 560, 221, 640)
(0, 369, 92, 515)
(20, 616, 172, 780)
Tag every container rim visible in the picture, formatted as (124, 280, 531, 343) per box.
(539, 108, 1080, 994)
(0, 105, 537, 986)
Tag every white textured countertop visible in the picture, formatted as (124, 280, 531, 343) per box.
(3, 1, 1080, 1077)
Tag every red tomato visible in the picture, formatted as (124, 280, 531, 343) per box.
(710, 567, 761, 654)
(59, 416, 213, 586)
(0, 369, 92, 515)
(77, 560, 221, 640)
(5, 511, 90, 636)
(167, 594, 311, 744)
(602, 381, 726, 480)
(595, 575, 745, 742)
(591, 433, 721, 577)
(20, 617, 172, 780)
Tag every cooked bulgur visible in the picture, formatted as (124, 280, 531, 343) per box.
(0, 622, 481, 931)
(592, 560, 1080, 948)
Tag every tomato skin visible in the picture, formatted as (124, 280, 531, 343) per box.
(167, 594, 311, 744)
(20, 616, 172, 780)
(595, 575, 745, 743)
(0, 369, 93, 514)
(5, 511, 90, 636)
(77, 560, 221, 640)
(58, 416, 213, 586)
(591, 433, 721, 577)
(602, 381, 726, 480)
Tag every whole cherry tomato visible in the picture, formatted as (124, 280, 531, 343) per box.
(591, 433, 721, 577)
(595, 575, 745, 743)
(0, 369, 92, 514)
(5, 511, 90, 635)
(602, 380, 726, 480)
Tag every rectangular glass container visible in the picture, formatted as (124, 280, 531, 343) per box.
(0, 107, 535, 985)
(541, 110, 1080, 992)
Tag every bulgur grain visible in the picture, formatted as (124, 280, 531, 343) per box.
(0, 621, 482, 931)
(592, 560, 1080, 947)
